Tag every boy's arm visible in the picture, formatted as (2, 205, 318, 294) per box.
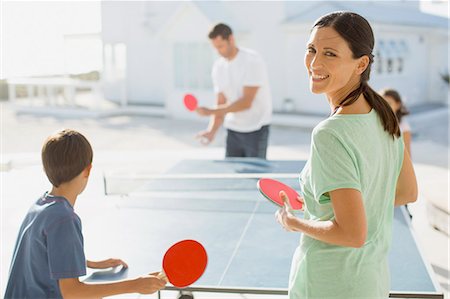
(59, 273, 166, 299)
(87, 258, 128, 269)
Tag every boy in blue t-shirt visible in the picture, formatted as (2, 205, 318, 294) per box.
(4, 129, 166, 298)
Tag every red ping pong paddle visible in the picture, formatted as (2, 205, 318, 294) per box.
(257, 178, 303, 211)
(183, 94, 198, 111)
(157, 240, 207, 288)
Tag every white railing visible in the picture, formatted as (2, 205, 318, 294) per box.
(7, 77, 101, 107)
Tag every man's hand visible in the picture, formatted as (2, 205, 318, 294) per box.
(87, 258, 128, 269)
(196, 130, 215, 145)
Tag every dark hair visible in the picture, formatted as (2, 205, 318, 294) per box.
(379, 88, 409, 123)
(313, 12, 400, 138)
(42, 129, 93, 187)
(208, 23, 233, 40)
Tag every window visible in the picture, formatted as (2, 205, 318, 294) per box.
(398, 58, 404, 73)
(375, 50, 383, 74)
(374, 39, 409, 75)
(173, 42, 213, 89)
(387, 58, 393, 73)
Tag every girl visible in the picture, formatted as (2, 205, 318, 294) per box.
(380, 88, 412, 156)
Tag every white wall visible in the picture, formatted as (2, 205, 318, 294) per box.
(161, 3, 215, 119)
(284, 26, 330, 115)
(427, 32, 449, 104)
(370, 25, 428, 107)
(370, 25, 448, 107)
(101, 2, 179, 105)
(100, 1, 449, 115)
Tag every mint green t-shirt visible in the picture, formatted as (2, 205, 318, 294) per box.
(290, 109, 404, 299)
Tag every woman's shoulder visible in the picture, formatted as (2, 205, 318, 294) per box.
(312, 118, 342, 143)
(312, 117, 345, 136)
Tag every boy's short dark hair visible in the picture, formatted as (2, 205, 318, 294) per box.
(208, 23, 233, 40)
(42, 129, 93, 187)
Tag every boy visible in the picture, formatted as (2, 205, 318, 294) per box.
(4, 129, 166, 298)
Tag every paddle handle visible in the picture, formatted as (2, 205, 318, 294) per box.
(157, 270, 168, 282)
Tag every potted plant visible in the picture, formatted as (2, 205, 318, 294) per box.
(440, 72, 449, 106)
(440, 72, 449, 85)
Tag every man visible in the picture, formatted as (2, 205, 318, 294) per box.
(196, 23, 272, 159)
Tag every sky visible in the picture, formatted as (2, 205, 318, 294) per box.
(420, 0, 449, 17)
(0, 1, 102, 79)
(0, 0, 448, 79)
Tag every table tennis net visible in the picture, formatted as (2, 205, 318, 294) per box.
(104, 174, 302, 214)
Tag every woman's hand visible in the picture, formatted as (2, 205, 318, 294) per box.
(275, 191, 300, 232)
(87, 258, 128, 269)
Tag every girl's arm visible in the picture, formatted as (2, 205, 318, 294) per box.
(394, 147, 418, 206)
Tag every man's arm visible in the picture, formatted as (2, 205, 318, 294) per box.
(196, 86, 259, 117)
(196, 93, 226, 144)
(59, 273, 166, 299)
(219, 86, 259, 113)
(208, 92, 227, 132)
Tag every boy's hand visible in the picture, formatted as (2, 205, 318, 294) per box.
(87, 258, 128, 269)
(134, 273, 167, 294)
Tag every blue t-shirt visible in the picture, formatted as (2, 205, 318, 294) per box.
(4, 193, 86, 299)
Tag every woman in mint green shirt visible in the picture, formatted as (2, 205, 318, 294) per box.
(275, 12, 418, 299)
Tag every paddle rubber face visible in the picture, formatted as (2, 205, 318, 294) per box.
(257, 178, 303, 211)
(183, 94, 198, 111)
(162, 239, 207, 288)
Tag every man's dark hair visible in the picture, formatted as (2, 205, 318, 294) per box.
(208, 23, 233, 40)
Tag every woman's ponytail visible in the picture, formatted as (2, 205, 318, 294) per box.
(333, 82, 401, 138)
(364, 84, 401, 138)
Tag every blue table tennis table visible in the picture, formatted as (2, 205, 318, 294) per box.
(94, 158, 443, 298)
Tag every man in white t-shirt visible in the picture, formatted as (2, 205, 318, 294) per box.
(196, 23, 272, 158)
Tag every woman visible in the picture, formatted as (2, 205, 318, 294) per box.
(275, 12, 417, 298)
(380, 88, 412, 156)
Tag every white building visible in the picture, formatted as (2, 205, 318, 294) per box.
(101, 1, 449, 118)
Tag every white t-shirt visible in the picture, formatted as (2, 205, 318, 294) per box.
(212, 47, 272, 132)
(399, 117, 411, 133)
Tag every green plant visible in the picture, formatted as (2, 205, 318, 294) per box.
(440, 72, 449, 85)
(0, 79, 8, 100)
